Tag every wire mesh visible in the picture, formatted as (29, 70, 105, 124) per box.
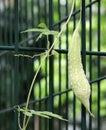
(0, 0, 106, 130)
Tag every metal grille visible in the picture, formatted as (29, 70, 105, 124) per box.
(0, 0, 106, 130)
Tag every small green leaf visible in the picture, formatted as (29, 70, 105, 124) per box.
(21, 28, 47, 33)
(38, 23, 48, 29)
(18, 108, 68, 121)
(30, 110, 68, 121)
(36, 33, 43, 41)
(21, 27, 58, 36)
(38, 111, 68, 121)
(30, 110, 51, 119)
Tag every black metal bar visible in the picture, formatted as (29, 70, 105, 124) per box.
(48, 1, 54, 130)
(58, 1, 62, 130)
(25, 0, 28, 42)
(0, 45, 106, 56)
(3, 0, 7, 46)
(44, 1, 48, 129)
(81, 0, 86, 129)
(36, 1, 42, 130)
(0, 0, 3, 128)
(73, 3, 76, 130)
(19, 0, 23, 32)
(37, 0, 40, 23)
(44, 0, 47, 25)
(14, 0, 19, 129)
(65, 0, 69, 130)
(90, 75, 106, 84)
(89, 0, 93, 129)
(97, 0, 101, 130)
(9, 0, 13, 46)
(31, 0, 34, 27)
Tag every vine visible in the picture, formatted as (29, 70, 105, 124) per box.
(17, 0, 75, 129)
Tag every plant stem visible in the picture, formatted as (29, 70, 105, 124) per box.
(22, 0, 75, 129)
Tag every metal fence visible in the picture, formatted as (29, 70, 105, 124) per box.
(0, 0, 106, 130)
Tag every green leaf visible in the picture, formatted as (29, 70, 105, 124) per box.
(36, 33, 43, 41)
(38, 23, 48, 29)
(30, 110, 51, 119)
(21, 28, 58, 42)
(38, 111, 68, 121)
(19, 108, 68, 121)
(30, 110, 68, 121)
(21, 28, 47, 33)
(21, 27, 58, 36)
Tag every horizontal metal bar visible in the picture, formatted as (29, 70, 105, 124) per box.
(56, 49, 106, 56)
(0, 74, 106, 114)
(0, 46, 46, 52)
(0, 46, 15, 51)
(85, 51, 106, 56)
(90, 75, 106, 84)
(0, 46, 106, 57)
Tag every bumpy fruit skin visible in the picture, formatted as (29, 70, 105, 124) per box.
(68, 29, 94, 117)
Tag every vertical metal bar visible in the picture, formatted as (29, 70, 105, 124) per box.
(8, 7, 13, 128)
(2, 0, 7, 46)
(0, 70, 2, 127)
(89, 0, 92, 130)
(73, 3, 76, 130)
(31, 0, 34, 27)
(9, 0, 13, 45)
(97, 0, 101, 130)
(44, 0, 48, 129)
(44, 0, 47, 24)
(14, 0, 19, 129)
(5, 56, 8, 130)
(19, 0, 23, 31)
(36, 1, 42, 130)
(25, 0, 28, 32)
(58, 41, 62, 129)
(37, 0, 40, 24)
(45, 56, 48, 130)
(65, 0, 69, 130)
(9, 56, 14, 129)
(48, 0, 54, 130)
(0, 0, 3, 125)
(31, 0, 35, 129)
(0, 2, 2, 44)
(58, 1, 62, 130)
(3, 0, 7, 129)
(0, 0, 2, 127)
(81, 0, 86, 130)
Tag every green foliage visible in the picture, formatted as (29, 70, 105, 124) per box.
(18, 108, 67, 121)
(21, 23, 58, 41)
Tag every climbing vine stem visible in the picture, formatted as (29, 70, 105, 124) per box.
(20, 0, 75, 129)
